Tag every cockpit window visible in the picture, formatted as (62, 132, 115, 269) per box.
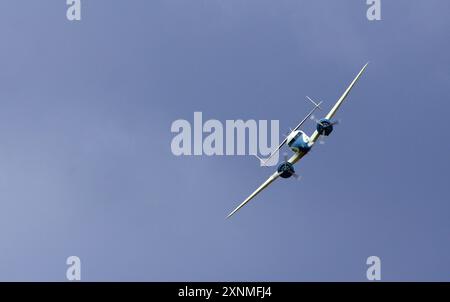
(288, 133, 302, 147)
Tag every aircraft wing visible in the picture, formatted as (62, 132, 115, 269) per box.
(287, 149, 308, 166)
(228, 63, 368, 217)
(309, 62, 369, 145)
(227, 171, 281, 218)
(288, 63, 368, 165)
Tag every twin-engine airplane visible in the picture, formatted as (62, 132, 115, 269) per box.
(227, 63, 369, 218)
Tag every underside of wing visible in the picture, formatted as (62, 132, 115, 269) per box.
(310, 63, 369, 144)
(227, 171, 281, 218)
(227, 63, 368, 218)
(326, 63, 368, 121)
(287, 149, 308, 165)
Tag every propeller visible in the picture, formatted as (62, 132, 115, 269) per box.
(310, 115, 341, 145)
(330, 119, 340, 126)
(281, 152, 300, 180)
(310, 115, 325, 145)
(310, 114, 340, 126)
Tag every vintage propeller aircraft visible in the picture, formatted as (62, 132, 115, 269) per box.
(227, 63, 369, 218)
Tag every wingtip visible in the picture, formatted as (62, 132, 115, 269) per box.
(357, 62, 369, 76)
(226, 203, 243, 219)
(226, 211, 235, 219)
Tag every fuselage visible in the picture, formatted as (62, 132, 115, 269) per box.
(286, 130, 312, 154)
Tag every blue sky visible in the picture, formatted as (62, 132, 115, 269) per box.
(0, 0, 449, 281)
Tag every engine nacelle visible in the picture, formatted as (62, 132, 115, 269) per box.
(277, 162, 295, 179)
(316, 118, 334, 136)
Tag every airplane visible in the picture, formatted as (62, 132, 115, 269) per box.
(227, 63, 369, 218)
